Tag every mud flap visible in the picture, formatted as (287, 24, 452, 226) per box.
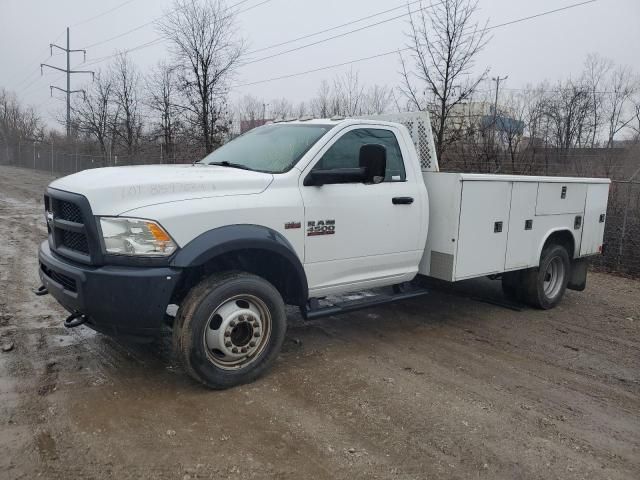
(568, 258, 589, 291)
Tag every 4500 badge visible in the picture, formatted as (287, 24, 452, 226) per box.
(307, 220, 336, 236)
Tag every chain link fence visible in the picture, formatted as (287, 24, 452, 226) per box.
(590, 180, 640, 277)
(1, 139, 639, 277)
(0, 139, 205, 176)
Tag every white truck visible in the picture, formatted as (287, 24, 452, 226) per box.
(36, 112, 610, 389)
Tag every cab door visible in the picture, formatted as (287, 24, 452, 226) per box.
(299, 126, 423, 296)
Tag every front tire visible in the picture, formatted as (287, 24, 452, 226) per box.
(174, 271, 287, 389)
(521, 244, 570, 309)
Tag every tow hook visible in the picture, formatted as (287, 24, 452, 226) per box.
(33, 285, 49, 296)
(64, 312, 88, 329)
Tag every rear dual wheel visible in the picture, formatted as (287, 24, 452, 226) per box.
(502, 244, 570, 309)
(174, 272, 287, 389)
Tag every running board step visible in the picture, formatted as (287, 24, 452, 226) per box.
(300, 289, 428, 320)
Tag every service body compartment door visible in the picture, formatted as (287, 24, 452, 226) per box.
(580, 183, 610, 256)
(536, 182, 587, 215)
(505, 182, 538, 269)
(455, 181, 511, 279)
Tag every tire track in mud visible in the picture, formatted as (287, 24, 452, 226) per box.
(0, 169, 104, 478)
(0, 166, 184, 479)
(0, 174, 66, 476)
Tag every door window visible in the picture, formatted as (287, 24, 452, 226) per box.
(314, 128, 406, 181)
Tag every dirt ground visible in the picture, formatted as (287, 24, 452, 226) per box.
(0, 164, 638, 480)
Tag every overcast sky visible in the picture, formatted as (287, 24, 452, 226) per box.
(1, 0, 639, 129)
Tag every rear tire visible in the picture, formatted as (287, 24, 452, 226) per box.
(521, 244, 570, 309)
(173, 271, 287, 389)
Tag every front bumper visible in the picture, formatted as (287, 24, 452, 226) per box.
(38, 241, 181, 339)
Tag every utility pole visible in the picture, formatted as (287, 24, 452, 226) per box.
(41, 27, 94, 137)
(491, 76, 508, 129)
(490, 75, 508, 150)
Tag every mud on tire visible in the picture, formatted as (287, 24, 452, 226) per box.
(172, 271, 287, 389)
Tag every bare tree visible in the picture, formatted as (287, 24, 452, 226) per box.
(112, 53, 142, 155)
(400, 0, 489, 160)
(71, 71, 118, 156)
(604, 65, 637, 147)
(237, 94, 265, 122)
(157, 0, 244, 153)
(496, 92, 526, 173)
(310, 80, 332, 118)
(270, 98, 293, 120)
(363, 84, 393, 115)
(632, 96, 640, 140)
(332, 69, 365, 116)
(0, 88, 43, 143)
(543, 80, 593, 151)
(0, 88, 43, 164)
(294, 101, 308, 118)
(147, 61, 180, 162)
(582, 53, 613, 147)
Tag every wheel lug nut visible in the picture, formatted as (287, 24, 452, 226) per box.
(241, 347, 247, 353)
(230, 320, 236, 327)
(225, 341, 232, 347)
(253, 331, 260, 337)
(232, 347, 239, 353)
(224, 331, 231, 337)
(249, 341, 256, 347)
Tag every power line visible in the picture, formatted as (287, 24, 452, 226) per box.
(237, 0, 273, 14)
(81, 20, 154, 50)
(7, 31, 66, 90)
(83, 0, 436, 69)
(246, 0, 433, 55)
(71, 0, 139, 28)
(78, 0, 271, 69)
(79, 0, 274, 68)
(232, 0, 598, 88)
(241, 1, 441, 66)
(241, 0, 597, 67)
(81, 0, 258, 50)
(235, 49, 405, 88)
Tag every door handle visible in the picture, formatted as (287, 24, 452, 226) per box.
(392, 197, 414, 205)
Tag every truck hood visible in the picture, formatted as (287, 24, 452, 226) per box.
(49, 164, 274, 215)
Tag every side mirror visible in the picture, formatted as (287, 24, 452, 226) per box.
(359, 144, 386, 184)
(303, 143, 387, 187)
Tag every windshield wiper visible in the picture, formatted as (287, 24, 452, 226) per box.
(206, 161, 254, 171)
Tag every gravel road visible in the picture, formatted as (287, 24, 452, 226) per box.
(0, 165, 638, 480)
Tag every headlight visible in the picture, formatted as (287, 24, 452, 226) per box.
(99, 217, 177, 256)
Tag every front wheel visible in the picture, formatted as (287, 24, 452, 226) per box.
(173, 272, 287, 389)
(521, 244, 570, 309)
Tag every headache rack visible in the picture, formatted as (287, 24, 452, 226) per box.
(358, 112, 439, 172)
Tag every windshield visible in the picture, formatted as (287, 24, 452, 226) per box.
(200, 123, 333, 173)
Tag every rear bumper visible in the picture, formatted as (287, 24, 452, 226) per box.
(38, 241, 181, 339)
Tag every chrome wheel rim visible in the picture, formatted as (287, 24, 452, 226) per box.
(204, 294, 272, 370)
(543, 257, 565, 299)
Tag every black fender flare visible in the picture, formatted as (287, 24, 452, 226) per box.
(170, 224, 308, 303)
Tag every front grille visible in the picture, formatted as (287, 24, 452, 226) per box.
(46, 191, 96, 264)
(61, 230, 89, 254)
(58, 200, 83, 223)
(41, 263, 77, 293)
